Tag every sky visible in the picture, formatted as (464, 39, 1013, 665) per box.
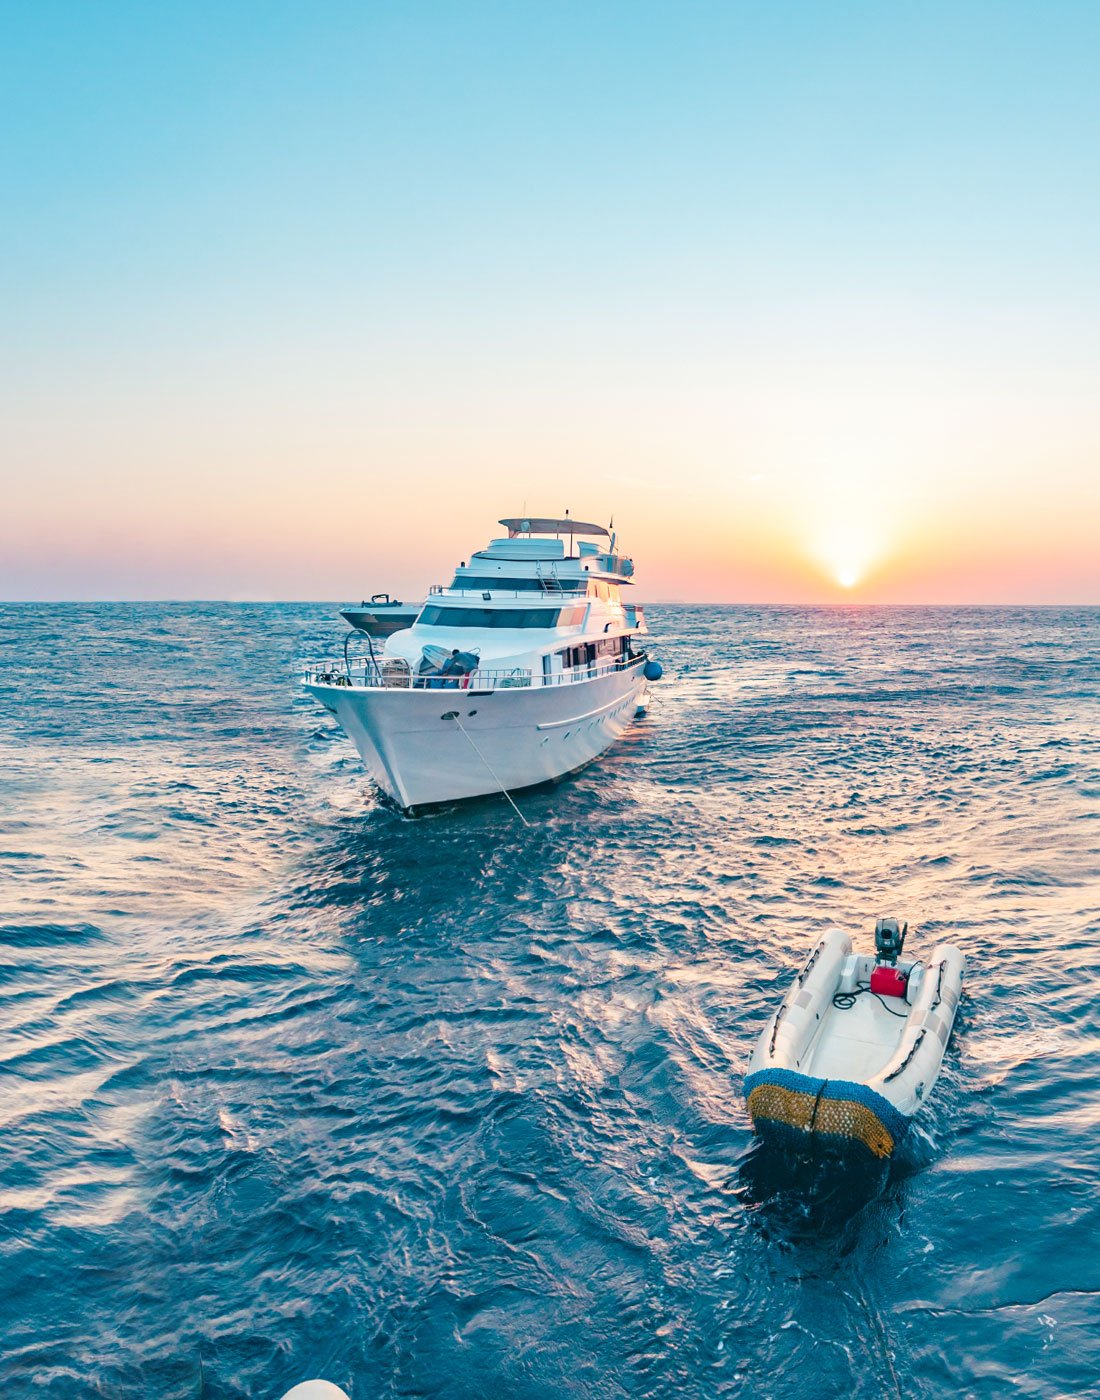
(2, 1, 1098, 603)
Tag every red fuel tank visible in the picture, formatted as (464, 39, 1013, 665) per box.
(870, 964, 909, 998)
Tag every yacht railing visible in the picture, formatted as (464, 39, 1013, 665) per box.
(445, 583, 588, 599)
(302, 653, 645, 693)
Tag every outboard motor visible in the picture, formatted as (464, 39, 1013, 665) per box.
(871, 917, 909, 998)
(874, 916, 907, 965)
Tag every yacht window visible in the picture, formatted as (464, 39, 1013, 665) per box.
(419, 604, 565, 628)
(561, 643, 596, 668)
(450, 575, 585, 593)
(559, 637, 624, 668)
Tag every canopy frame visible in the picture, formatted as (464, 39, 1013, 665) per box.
(500, 515, 609, 539)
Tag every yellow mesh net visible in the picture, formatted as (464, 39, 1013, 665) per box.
(747, 1082, 895, 1159)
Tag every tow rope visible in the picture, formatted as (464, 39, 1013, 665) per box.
(449, 714, 531, 828)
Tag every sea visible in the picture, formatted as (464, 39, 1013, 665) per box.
(1, 603, 1098, 1399)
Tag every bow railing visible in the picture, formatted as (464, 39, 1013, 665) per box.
(302, 653, 645, 693)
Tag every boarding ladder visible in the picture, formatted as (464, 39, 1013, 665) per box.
(535, 562, 565, 594)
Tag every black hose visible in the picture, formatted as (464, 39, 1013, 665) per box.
(832, 984, 910, 1018)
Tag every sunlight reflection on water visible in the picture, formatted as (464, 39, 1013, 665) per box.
(1, 602, 1098, 1398)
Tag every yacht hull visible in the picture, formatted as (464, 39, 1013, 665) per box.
(305, 662, 647, 809)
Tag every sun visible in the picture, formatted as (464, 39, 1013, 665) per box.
(811, 522, 877, 593)
(799, 471, 900, 597)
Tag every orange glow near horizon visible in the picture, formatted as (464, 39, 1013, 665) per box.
(3, 451, 1097, 603)
(5, 478, 1097, 605)
(2, 360, 1098, 603)
(3, 234, 1098, 604)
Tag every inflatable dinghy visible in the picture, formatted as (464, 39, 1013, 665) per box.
(745, 919, 964, 1160)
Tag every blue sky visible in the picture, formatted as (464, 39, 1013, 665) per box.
(3, 2, 1099, 600)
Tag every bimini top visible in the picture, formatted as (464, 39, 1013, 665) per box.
(500, 516, 610, 539)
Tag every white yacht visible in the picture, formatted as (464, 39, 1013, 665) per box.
(303, 515, 661, 810)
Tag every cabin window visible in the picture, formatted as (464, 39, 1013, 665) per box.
(560, 644, 590, 669)
(557, 636, 626, 669)
(419, 604, 565, 628)
(450, 575, 585, 593)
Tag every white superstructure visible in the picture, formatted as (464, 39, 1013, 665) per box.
(302, 515, 658, 810)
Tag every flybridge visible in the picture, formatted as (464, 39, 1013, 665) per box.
(476, 514, 634, 580)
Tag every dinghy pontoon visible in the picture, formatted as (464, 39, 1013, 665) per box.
(745, 919, 964, 1159)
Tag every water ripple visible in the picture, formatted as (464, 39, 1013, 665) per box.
(1, 603, 1098, 1397)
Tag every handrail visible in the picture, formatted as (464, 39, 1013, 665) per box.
(446, 583, 587, 598)
(302, 653, 645, 694)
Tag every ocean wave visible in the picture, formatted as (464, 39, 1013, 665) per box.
(1, 602, 1098, 1398)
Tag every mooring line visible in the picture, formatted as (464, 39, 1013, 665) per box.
(452, 714, 531, 828)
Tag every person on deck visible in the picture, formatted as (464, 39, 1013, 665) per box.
(440, 649, 465, 687)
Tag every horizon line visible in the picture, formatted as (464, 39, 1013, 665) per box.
(3, 598, 1098, 609)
